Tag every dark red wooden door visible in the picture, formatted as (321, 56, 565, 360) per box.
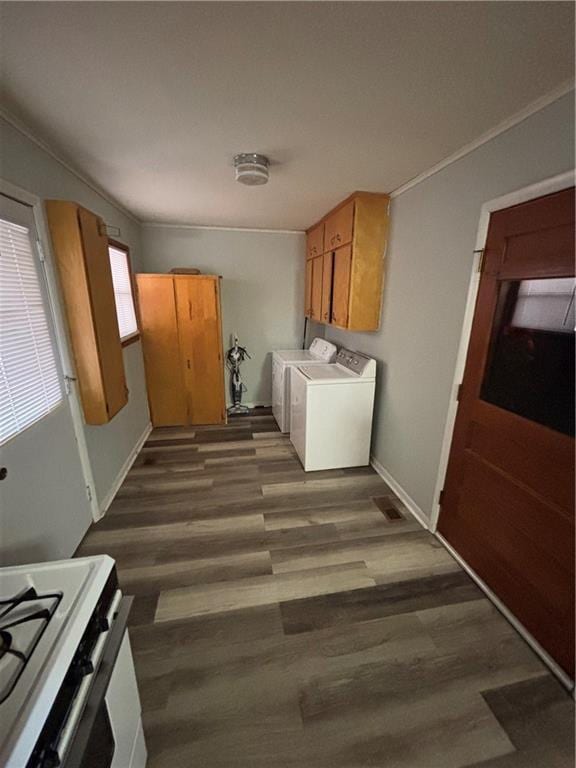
(438, 187, 575, 677)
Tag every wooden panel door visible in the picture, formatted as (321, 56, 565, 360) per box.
(331, 244, 352, 328)
(136, 275, 187, 427)
(320, 252, 333, 324)
(174, 276, 226, 425)
(310, 255, 323, 322)
(304, 259, 313, 318)
(438, 187, 575, 677)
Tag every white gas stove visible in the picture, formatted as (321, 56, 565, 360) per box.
(0, 556, 147, 768)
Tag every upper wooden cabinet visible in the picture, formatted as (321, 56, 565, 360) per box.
(304, 259, 313, 318)
(306, 222, 324, 260)
(320, 251, 333, 324)
(309, 255, 323, 322)
(331, 244, 352, 328)
(46, 200, 128, 424)
(305, 192, 390, 331)
(324, 199, 354, 252)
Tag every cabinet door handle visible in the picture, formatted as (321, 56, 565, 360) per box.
(336, 233, 341, 242)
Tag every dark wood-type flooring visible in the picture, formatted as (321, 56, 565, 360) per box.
(77, 410, 575, 767)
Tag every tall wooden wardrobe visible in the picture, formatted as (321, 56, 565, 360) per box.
(136, 274, 226, 426)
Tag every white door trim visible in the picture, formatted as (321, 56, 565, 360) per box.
(0, 178, 100, 520)
(430, 168, 575, 532)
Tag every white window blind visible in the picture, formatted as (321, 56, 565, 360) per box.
(0, 217, 63, 445)
(512, 277, 575, 334)
(108, 245, 138, 340)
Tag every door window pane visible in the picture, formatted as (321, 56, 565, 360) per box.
(481, 278, 575, 436)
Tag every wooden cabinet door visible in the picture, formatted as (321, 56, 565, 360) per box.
(77, 207, 128, 420)
(136, 275, 187, 427)
(331, 244, 352, 328)
(306, 223, 324, 260)
(47, 201, 128, 423)
(320, 252, 333, 324)
(310, 255, 323, 322)
(174, 276, 226, 425)
(305, 259, 313, 317)
(325, 200, 354, 252)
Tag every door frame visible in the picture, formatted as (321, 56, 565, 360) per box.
(0, 178, 100, 520)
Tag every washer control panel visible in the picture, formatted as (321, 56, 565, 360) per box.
(309, 337, 338, 362)
(336, 348, 375, 377)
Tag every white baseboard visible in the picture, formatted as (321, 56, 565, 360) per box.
(370, 456, 430, 531)
(97, 422, 153, 519)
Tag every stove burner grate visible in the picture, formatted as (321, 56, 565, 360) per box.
(0, 587, 61, 704)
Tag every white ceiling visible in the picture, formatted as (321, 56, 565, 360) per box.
(0, 2, 573, 230)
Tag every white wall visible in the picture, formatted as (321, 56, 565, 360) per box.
(325, 92, 575, 523)
(141, 226, 313, 405)
(0, 116, 151, 511)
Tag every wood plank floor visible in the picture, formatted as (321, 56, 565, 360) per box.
(76, 410, 574, 767)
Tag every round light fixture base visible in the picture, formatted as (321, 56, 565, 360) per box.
(234, 153, 270, 186)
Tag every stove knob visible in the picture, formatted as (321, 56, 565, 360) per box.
(71, 658, 94, 683)
(79, 659, 94, 677)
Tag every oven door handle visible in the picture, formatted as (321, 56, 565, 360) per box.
(61, 596, 134, 768)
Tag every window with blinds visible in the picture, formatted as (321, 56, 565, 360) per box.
(0, 217, 63, 445)
(108, 244, 138, 341)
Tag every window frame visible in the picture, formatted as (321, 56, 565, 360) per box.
(107, 238, 140, 347)
(0, 204, 65, 446)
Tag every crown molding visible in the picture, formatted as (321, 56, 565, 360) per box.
(391, 79, 575, 199)
(0, 105, 140, 224)
(142, 221, 304, 235)
(2, 78, 573, 229)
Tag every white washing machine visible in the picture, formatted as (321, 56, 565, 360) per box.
(290, 348, 376, 471)
(272, 338, 337, 433)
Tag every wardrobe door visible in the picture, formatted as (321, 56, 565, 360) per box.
(174, 276, 226, 425)
(136, 274, 187, 426)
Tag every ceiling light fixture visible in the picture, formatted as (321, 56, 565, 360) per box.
(234, 153, 270, 186)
